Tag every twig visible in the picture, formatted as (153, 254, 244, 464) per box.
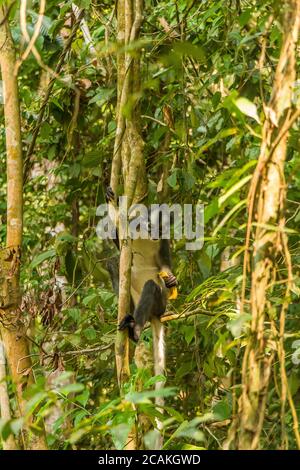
(141, 114, 177, 134)
(15, 0, 46, 75)
(270, 108, 300, 156)
(258, 15, 273, 115)
(161, 308, 216, 323)
(0, 1, 16, 27)
(62, 343, 114, 356)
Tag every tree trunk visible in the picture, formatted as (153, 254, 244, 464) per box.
(0, 340, 17, 450)
(111, 0, 146, 387)
(0, 7, 47, 450)
(235, 0, 300, 450)
(110, 0, 146, 449)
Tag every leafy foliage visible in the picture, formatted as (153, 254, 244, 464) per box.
(0, 0, 300, 450)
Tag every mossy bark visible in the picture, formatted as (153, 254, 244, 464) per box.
(0, 7, 47, 450)
(235, 0, 300, 450)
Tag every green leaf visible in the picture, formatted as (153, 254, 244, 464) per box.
(212, 399, 231, 421)
(234, 97, 261, 124)
(83, 327, 97, 341)
(74, 410, 89, 427)
(76, 389, 90, 407)
(197, 251, 211, 279)
(164, 406, 184, 422)
(25, 392, 48, 414)
(212, 91, 221, 108)
(218, 174, 252, 206)
(66, 308, 81, 323)
(204, 198, 218, 224)
(164, 418, 204, 447)
(57, 233, 77, 243)
(238, 9, 252, 27)
(182, 444, 206, 450)
(110, 423, 133, 450)
(81, 151, 101, 168)
(288, 371, 300, 396)
(125, 387, 177, 404)
(167, 171, 177, 188)
(198, 128, 238, 155)
(173, 41, 206, 62)
(30, 249, 56, 269)
(88, 88, 114, 106)
(183, 325, 195, 345)
(0, 419, 12, 441)
(59, 383, 85, 395)
(144, 374, 166, 388)
(82, 293, 100, 307)
(10, 418, 24, 435)
(227, 314, 251, 337)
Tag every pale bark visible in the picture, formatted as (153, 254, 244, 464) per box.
(110, 0, 147, 450)
(110, 0, 125, 194)
(0, 341, 17, 450)
(234, 0, 300, 450)
(0, 7, 46, 449)
(111, 0, 146, 390)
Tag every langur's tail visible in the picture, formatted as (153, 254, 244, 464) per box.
(151, 317, 165, 450)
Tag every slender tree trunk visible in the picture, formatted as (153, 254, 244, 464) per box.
(110, 0, 125, 194)
(235, 0, 300, 450)
(110, 0, 146, 450)
(0, 341, 17, 450)
(111, 0, 131, 388)
(0, 7, 47, 450)
(111, 0, 146, 388)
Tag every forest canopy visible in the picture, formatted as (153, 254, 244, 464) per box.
(0, 0, 300, 452)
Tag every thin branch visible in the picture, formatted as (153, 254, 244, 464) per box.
(62, 343, 114, 356)
(15, 0, 46, 75)
(161, 308, 216, 323)
(0, 1, 16, 27)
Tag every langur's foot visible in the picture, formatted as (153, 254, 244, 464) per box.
(118, 314, 135, 331)
(118, 315, 141, 343)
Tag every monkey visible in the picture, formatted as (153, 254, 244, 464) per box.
(118, 237, 177, 342)
(105, 186, 177, 340)
(105, 186, 177, 447)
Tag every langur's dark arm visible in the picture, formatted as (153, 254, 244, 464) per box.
(158, 240, 177, 288)
(158, 239, 172, 270)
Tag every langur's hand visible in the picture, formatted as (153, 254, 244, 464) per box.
(105, 186, 115, 203)
(164, 273, 177, 289)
